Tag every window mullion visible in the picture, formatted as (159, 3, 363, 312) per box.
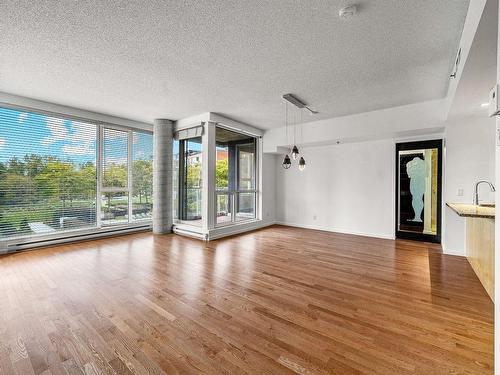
(127, 130, 133, 223)
(96, 124, 103, 228)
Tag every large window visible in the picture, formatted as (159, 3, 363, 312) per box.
(215, 127, 256, 225)
(0, 106, 152, 243)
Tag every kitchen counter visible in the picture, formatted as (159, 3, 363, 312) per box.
(447, 202, 494, 301)
(446, 203, 495, 219)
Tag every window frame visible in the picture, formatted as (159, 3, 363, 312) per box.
(0, 104, 153, 249)
(176, 136, 203, 226)
(214, 128, 258, 228)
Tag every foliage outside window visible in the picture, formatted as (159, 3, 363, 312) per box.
(0, 107, 153, 242)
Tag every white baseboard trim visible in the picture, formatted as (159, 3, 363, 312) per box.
(275, 221, 395, 240)
(441, 247, 466, 257)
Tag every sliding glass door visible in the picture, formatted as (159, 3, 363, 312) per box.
(177, 136, 203, 225)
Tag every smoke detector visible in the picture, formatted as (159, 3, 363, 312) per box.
(339, 5, 357, 19)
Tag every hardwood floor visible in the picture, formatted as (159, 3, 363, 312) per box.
(0, 225, 493, 374)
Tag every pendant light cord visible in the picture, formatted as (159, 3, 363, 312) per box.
(293, 108, 296, 146)
(300, 109, 303, 145)
(285, 101, 288, 146)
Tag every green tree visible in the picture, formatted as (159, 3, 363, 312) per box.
(186, 162, 202, 216)
(7, 157, 25, 175)
(2, 173, 31, 204)
(103, 163, 127, 210)
(24, 154, 47, 177)
(76, 163, 97, 201)
(132, 159, 153, 204)
(103, 163, 127, 188)
(215, 159, 228, 189)
(35, 160, 78, 207)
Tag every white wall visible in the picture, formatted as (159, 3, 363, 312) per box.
(444, 114, 496, 255)
(275, 139, 394, 239)
(272, 114, 496, 253)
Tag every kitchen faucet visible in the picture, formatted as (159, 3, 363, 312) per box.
(473, 180, 496, 205)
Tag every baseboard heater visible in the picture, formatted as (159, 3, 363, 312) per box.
(172, 226, 207, 240)
(3, 225, 151, 253)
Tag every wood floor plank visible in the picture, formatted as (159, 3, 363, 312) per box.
(0, 225, 493, 374)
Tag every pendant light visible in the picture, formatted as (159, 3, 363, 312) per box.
(298, 156, 306, 171)
(281, 93, 314, 171)
(282, 102, 292, 169)
(298, 109, 306, 171)
(282, 154, 292, 169)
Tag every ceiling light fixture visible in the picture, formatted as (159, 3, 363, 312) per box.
(282, 94, 313, 171)
(298, 110, 306, 171)
(481, 102, 490, 107)
(298, 157, 306, 171)
(282, 154, 292, 169)
(339, 5, 357, 19)
(282, 93, 318, 114)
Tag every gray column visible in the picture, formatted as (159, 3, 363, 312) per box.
(153, 119, 173, 234)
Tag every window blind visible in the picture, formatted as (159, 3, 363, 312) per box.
(0, 106, 154, 243)
(0, 107, 98, 240)
(175, 125, 204, 140)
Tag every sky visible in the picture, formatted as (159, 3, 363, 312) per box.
(0, 107, 153, 165)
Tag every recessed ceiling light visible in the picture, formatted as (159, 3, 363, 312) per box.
(339, 5, 357, 19)
(481, 102, 489, 107)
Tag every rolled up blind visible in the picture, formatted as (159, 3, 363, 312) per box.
(174, 125, 204, 140)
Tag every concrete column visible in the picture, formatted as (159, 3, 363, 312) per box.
(153, 119, 173, 234)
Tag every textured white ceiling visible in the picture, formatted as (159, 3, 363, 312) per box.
(0, 1, 469, 129)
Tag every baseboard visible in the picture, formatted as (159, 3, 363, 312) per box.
(275, 221, 395, 240)
(441, 247, 466, 257)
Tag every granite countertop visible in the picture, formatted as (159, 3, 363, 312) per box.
(446, 203, 495, 219)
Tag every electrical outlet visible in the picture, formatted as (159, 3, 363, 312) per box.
(457, 188, 463, 197)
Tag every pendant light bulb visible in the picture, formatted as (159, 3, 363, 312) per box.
(298, 157, 306, 171)
(282, 154, 292, 169)
(291, 145, 299, 160)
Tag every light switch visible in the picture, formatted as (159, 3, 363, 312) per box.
(457, 188, 463, 197)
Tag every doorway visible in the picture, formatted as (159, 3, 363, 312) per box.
(395, 139, 442, 243)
